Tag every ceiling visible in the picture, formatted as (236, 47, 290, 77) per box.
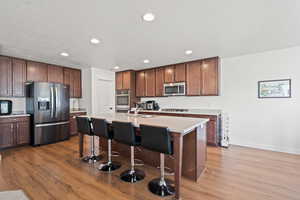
(1, 0, 300, 70)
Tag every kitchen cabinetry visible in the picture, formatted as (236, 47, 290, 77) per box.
(27, 61, 48, 82)
(70, 112, 87, 136)
(0, 56, 12, 97)
(63, 68, 82, 98)
(164, 65, 175, 83)
(155, 68, 165, 96)
(12, 59, 27, 97)
(48, 65, 64, 84)
(201, 58, 219, 95)
(186, 61, 202, 96)
(136, 71, 145, 97)
(116, 72, 123, 90)
(115, 71, 133, 90)
(0, 116, 30, 149)
(145, 69, 156, 97)
(174, 64, 186, 82)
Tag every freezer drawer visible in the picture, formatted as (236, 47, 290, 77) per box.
(33, 121, 70, 146)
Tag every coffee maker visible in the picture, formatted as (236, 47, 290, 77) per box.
(145, 100, 159, 110)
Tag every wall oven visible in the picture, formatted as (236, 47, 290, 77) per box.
(164, 82, 186, 96)
(116, 90, 130, 112)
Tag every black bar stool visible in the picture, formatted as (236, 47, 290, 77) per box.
(140, 124, 175, 197)
(76, 117, 102, 163)
(112, 121, 145, 183)
(91, 118, 121, 172)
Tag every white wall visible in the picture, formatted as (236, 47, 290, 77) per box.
(143, 46, 300, 154)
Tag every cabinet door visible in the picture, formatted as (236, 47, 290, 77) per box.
(63, 68, 74, 97)
(136, 71, 145, 97)
(186, 61, 202, 96)
(145, 69, 156, 97)
(207, 120, 217, 146)
(48, 65, 64, 84)
(155, 68, 165, 96)
(115, 72, 123, 90)
(122, 71, 131, 90)
(27, 61, 48, 82)
(12, 59, 26, 97)
(174, 64, 186, 82)
(0, 123, 14, 148)
(73, 69, 82, 98)
(164, 65, 175, 83)
(16, 122, 30, 145)
(202, 58, 219, 96)
(70, 115, 77, 136)
(0, 56, 12, 97)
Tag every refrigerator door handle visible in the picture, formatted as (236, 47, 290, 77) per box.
(35, 121, 70, 128)
(50, 86, 54, 118)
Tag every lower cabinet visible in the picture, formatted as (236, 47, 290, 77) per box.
(70, 112, 87, 136)
(0, 116, 30, 149)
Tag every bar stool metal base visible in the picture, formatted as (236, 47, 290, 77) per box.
(82, 155, 102, 163)
(98, 161, 121, 172)
(148, 178, 175, 197)
(120, 169, 145, 183)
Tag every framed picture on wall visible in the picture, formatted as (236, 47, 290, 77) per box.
(258, 79, 291, 98)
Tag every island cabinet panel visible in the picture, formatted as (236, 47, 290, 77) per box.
(27, 61, 48, 82)
(155, 68, 165, 96)
(201, 58, 219, 96)
(47, 65, 64, 84)
(186, 61, 202, 96)
(0, 56, 12, 97)
(174, 63, 186, 82)
(136, 71, 145, 97)
(115, 72, 123, 90)
(12, 59, 27, 97)
(164, 65, 175, 83)
(122, 71, 131, 90)
(145, 69, 156, 97)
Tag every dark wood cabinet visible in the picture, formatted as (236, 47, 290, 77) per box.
(174, 64, 186, 82)
(186, 61, 202, 96)
(70, 112, 87, 136)
(145, 69, 156, 97)
(0, 116, 30, 149)
(201, 58, 219, 96)
(63, 68, 74, 97)
(0, 56, 12, 97)
(136, 71, 145, 97)
(122, 71, 131, 90)
(155, 68, 165, 96)
(27, 61, 48, 82)
(164, 65, 175, 83)
(63, 68, 82, 98)
(12, 59, 27, 97)
(115, 72, 123, 90)
(48, 65, 64, 84)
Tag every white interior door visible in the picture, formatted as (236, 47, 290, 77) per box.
(94, 78, 115, 115)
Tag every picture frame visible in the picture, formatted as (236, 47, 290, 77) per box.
(258, 79, 291, 98)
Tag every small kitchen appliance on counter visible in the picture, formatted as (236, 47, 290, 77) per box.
(0, 100, 12, 115)
(145, 100, 160, 110)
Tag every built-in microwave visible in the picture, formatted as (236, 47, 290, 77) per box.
(163, 82, 186, 96)
(116, 90, 130, 112)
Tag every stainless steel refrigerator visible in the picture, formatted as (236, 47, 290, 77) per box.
(26, 82, 70, 146)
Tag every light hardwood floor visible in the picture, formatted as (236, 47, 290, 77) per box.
(0, 136, 299, 200)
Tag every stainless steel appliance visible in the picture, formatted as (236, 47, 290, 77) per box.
(163, 82, 186, 96)
(26, 82, 70, 146)
(0, 100, 12, 115)
(116, 89, 130, 112)
(145, 100, 160, 110)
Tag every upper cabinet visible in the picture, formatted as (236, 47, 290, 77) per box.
(155, 68, 165, 96)
(115, 71, 133, 90)
(0, 56, 12, 97)
(174, 64, 186, 82)
(201, 58, 219, 96)
(136, 71, 145, 97)
(115, 72, 123, 90)
(63, 68, 82, 98)
(12, 59, 27, 97)
(48, 65, 64, 84)
(145, 69, 156, 97)
(164, 66, 175, 83)
(186, 61, 202, 96)
(27, 61, 48, 82)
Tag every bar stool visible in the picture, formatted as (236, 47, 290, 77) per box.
(91, 118, 121, 172)
(140, 124, 175, 197)
(76, 117, 102, 163)
(112, 121, 145, 183)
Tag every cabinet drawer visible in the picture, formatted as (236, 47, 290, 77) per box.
(0, 116, 30, 124)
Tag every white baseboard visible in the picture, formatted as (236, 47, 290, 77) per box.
(230, 141, 300, 155)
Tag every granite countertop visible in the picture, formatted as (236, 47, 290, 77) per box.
(81, 113, 209, 135)
(70, 109, 87, 114)
(0, 113, 30, 118)
(138, 108, 222, 116)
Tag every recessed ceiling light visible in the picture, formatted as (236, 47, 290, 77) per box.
(90, 38, 100, 44)
(143, 59, 150, 64)
(185, 50, 193, 55)
(114, 66, 120, 70)
(142, 13, 155, 22)
(60, 52, 69, 57)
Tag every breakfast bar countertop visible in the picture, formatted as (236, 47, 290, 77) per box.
(82, 113, 209, 135)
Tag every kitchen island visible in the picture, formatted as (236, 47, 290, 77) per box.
(78, 113, 209, 200)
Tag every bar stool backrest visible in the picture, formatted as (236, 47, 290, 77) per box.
(91, 118, 112, 139)
(140, 124, 172, 155)
(76, 117, 93, 135)
(112, 121, 137, 146)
